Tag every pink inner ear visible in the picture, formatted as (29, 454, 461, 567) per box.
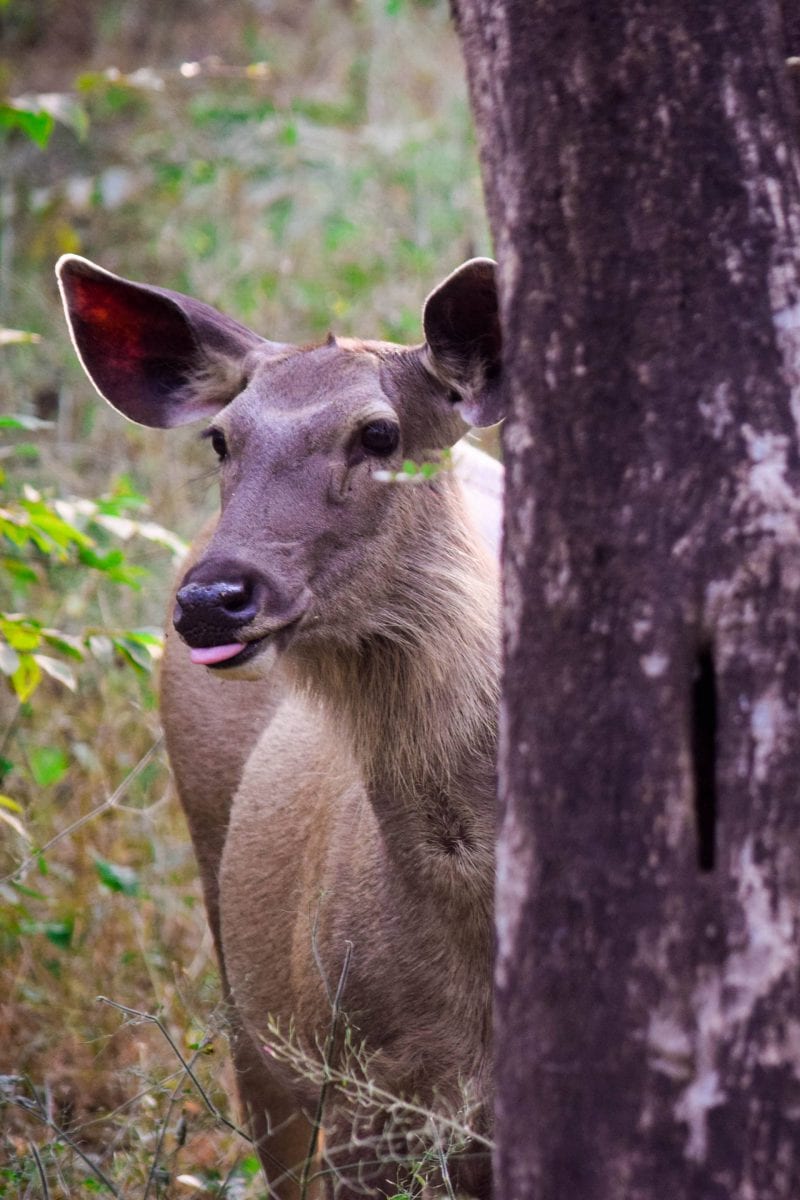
(68, 272, 186, 369)
(59, 258, 269, 427)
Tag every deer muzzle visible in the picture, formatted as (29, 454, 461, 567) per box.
(173, 558, 305, 669)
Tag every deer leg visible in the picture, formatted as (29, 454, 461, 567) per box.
(313, 1109, 417, 1199)
(229, 1020, 319, 1199)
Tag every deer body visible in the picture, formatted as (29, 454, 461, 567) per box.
(58, 255, 504, 1198)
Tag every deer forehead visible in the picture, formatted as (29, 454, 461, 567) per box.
(221, 341, 399, 439)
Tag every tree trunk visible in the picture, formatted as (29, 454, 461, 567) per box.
(453, 1, 800, 1196)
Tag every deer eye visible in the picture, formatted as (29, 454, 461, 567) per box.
(205, 427, 228, 460)
(360, 420, 399, 457)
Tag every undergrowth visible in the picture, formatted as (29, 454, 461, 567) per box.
(0, 0, 488, 1193)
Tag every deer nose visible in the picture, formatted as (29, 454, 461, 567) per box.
(173, 575, 259, 647)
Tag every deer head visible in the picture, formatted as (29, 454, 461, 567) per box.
(57, 255, 504, 678)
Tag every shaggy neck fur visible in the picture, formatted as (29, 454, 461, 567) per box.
(288, 474, 500, 912)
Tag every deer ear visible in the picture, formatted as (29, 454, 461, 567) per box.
(56, 255, 278, 428)
(422, 257, 504, 428)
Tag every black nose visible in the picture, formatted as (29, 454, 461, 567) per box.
(174, 572, 260, 647)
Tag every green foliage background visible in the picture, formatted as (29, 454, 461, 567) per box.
(0, 0, 487, 1193)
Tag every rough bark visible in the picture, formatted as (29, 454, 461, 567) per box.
(453, 1, 800, 1197)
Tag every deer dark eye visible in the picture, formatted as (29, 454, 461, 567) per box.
(360, 420, 399, 457)
(207, 428, 227, 460)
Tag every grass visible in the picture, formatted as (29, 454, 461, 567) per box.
(0, 0, 488, 1193)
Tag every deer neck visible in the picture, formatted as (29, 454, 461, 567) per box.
(288, 482, 500, 911)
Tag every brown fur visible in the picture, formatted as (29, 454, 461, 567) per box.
(163, 434, 500, 1198)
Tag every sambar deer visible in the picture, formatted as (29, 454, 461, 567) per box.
(56, 254, 504, 1198)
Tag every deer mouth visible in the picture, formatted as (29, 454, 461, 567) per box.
(188, 619, 300, 670)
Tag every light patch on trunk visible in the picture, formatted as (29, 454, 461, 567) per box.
(646, 1010, 692, 1079)
(544, 534, 575, 608)
(751, 686, 791, 785)
(773, 300, 800, 333)
(698, 381, 735, 438)
(647, 836, 799, 1161)
(503, 448, 535, 657)
(738, 425, 800, 545)
(640, 651, 669, 678)
(495, 796, 535, 992)
(720, 72, 800, 438)
(544, 328, 562, 392)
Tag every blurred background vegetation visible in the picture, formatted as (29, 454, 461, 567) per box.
(0, 0, 488, 1194)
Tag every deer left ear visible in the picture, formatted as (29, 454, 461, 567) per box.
(422, 257, 504, 427)
(56, 255, 275, 428)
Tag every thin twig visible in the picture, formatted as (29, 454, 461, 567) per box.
(307, 1147, 489, 1193)
(97, 997, 246, 1139)
(436, 1138, 457, 1200)
(142, 1044, 204, 1200)
(97, 996, 299, 1184)
(299, 940, 353, 1200)
(73, 1070, 187, 1133)
(309, 903, 333, 1006)
(28, 1141, 50, 1200)
(261, 1023, 492, 1151)
(8, 1093, 121, 1197)
(1, 737, 163, 884)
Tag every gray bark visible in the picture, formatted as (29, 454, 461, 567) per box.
(453, 1, 800, 1196)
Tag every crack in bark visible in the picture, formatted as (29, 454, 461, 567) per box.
(691, 644, 718, 872)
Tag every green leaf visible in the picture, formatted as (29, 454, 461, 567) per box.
(19, 917, 74, 948)
(41, 630, 85, 660)
(87, 634, 113, 660)
(23, 506, 92, 550)
(94, 858, 140, 896)
(0, 794, 23, 813)
(0, 104, 55, 147)
(92, 514, 137, 539)
(1, 616, 41, 652)
(33, 654, 77, 691)
(29, 746, 69, 787)
(97, 489, 148, 516)
(122, 628, 163, 648)
(0, 329, 42, 345)
(10, 880, 45, 901)
(279, 120, 298, 147)
(112, 633, 159, 671)
(0, 413, 52, 430)
(10, 653, 41, 701)
(0, 807, 28, 839)
(237, 1156, 262, 1180)
(132, 520, 188, 559)
(78, 546, 146, 587)
(11, 442, 40, 462)
(2, 558, 40, 585)
(2, 92, 89, 143)
(45, 919, 74, 948)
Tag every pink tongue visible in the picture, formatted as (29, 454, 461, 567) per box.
(189, 643, 244, 666)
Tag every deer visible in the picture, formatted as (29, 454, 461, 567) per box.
(56, 253, 504, 1199)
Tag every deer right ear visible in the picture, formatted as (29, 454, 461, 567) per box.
(422, 257, 505, 428)
(56, 255, 279, 428)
